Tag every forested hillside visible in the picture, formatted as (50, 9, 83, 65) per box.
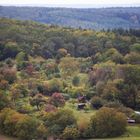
(0, 18, 140, 140)
(0, 6, 140, 29)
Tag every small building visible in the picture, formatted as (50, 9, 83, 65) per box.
(127, 117, 136, 124)
(77, 103, 86, 110)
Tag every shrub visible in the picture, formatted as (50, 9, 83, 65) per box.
(0, 90, 11, 110)
(61, 126, 80, 139)
(72, 76, 80, 86)
(131, 113, 140, 123)
(45, 104, 57, 113)
(90, 107, 127, 138)
(49, 78, 63, 92)
(0, 108, 44, 140)
(90, 96, 104, 109)
(15, 116, 41, 140)
(44, 109, 77, 137)
(104, 101, 134, 117)
(0, 108, 25, 136)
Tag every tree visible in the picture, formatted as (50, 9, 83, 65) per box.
(130, 43, 140, 53)
(44, 109, 77, 137)
(90, 96, 104, 109)
(61, 126, 80, 139)
(2, 42, 20, 60)
(101, 81, 119, 101)
(1, 109, 24, 136)
(30, 93, 46, 110)
(56, 48, 68, 59)
(116, 65, 140, 109)
(49, 93, 65, 107)
(72, 76, 80, 86)
(59, 57, 79, 78)
(90, 107, 127, 138)
(0, 90, 11, 110)
(124, 52, 140, 64)
(0, 80, 9, 90)
(0, 108, 19, 134)
(15, 116, 41, 140)
(0, 67, 17, 84)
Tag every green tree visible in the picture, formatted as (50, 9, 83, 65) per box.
(72, 76, 80, 86)
(90, 107, 127, 138)
(15, 116, 41, 140)
(44, 109, 77, 137)
(0, 90, 11, 110)
(59, 57, 79, 78)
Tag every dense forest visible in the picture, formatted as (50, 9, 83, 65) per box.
(0, 6, 140, 29)
(0, 18, 140, 140)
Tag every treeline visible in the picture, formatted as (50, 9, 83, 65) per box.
(0, 6, 140, 29)
(0, 18, 140, 61)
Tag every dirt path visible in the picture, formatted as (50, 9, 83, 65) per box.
(0, 134, 18, 140)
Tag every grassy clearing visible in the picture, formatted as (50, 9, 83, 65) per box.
(90, 125, 140, 140)
(64, 101, 96, 122)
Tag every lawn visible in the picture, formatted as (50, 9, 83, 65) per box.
(63, 101, 96, 121)
(90, 125, 140, 140)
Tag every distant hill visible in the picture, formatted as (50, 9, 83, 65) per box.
(0, 6, 140, 30)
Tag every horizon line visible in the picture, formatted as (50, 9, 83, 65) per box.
(1, 4, 140, 8)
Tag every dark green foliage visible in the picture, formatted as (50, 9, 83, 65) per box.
(90, 96, 104, 109)
(44, 109, 77, 137)
(131, 113, 140, 123)
(72, 76, 80, 86)
(0, 18, 139, 60)
(0, 90, 11, 110)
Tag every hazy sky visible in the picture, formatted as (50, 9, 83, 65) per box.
(0, 0, 140, 7)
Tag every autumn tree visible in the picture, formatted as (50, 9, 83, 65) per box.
(49, 92, 65, 107)
(90, 107, 127, 138)
(59, 57, 79, 78)
(44, 109, 77, 137)
(0, 90, 11, 110)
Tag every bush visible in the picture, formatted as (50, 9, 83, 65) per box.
(49, 78, 63, 92)
(90, 107, 127, 138)
(131, 113, 140, 123)
(61, 126, 80, 139)
(15, 116, 41, 140)
(44, 109, 77, 137)
(104, 101, 134, 117)
(0, 108, 21, 135)
(77, 118, 92, 138)
(0, 108, 45, 140)
(72, 76, 80, 86)
(0, 90, 11, 110)
(45, 104, 57, 112)
(90, 96, 104, 109)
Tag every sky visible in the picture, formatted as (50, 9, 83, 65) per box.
(0, 0, 140, 8)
